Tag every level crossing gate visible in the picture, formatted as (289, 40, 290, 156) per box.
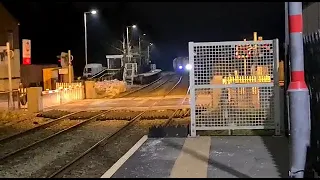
(188, 39, 281, 137)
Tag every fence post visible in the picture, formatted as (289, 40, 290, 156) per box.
(27, 87, 43, 113)
(85, 81, 96, 99)
(288, 2, 311, 178)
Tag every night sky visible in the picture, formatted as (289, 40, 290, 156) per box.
(2, 2, 285, 76)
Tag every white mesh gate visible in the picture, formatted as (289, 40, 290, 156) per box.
(188, 39, 281, 137)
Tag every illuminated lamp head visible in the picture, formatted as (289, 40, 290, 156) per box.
(186, 64, 192, 70)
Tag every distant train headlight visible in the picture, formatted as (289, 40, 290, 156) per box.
(178, 65, 183, 69)
(185, 64, 192, 70)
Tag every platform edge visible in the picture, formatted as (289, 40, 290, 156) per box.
(100, 135, 148, 178)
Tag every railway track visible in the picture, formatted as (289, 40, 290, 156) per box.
(0, 73, 187, 178)
(0, 111, 80, 144)
(123, 74, 176, 98)
(46, 76, 186, 178)
(0, 74, 173, 144)
(168, 74, 189, 96)
(116, 74, 167, 98)
(0, 111, 112, 162)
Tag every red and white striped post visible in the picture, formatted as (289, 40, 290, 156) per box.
(288, 2, 311, 178)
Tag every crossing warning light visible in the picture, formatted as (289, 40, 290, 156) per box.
(57, 52, 68, 67)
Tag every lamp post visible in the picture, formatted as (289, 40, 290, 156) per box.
(139, 34, 146, 61)
(84, 10, 97, 66)
(126, 25, 137, 62)
(148, 43, 153, 64)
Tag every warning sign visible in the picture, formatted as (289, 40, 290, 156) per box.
(22, 39, 31, 65)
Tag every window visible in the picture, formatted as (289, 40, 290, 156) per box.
(86, 68, 92, 73)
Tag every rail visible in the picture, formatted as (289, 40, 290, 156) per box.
(123, 74, 175, 98)
(0, 111, 80, 144)
(116, 74, 166, 98)
(46, 74, 183, 178)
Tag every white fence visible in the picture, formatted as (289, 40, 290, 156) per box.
(56, 82, 83, 89)
(42, 84, 84, 109)
(188, 39, 281, 137)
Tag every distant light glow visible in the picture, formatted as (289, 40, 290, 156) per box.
(150, 43, 153, 46)
(186, 64, 192, 70)
(178, 65, 183, 69)
(91, 10, 97, 14)
(132, 25, 137, 28)
(143, 33, 146, 36)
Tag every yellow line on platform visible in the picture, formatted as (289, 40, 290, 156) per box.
(170, 136, 211, 178)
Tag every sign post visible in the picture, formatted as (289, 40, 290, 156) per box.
(68, 50, 73, 83)
(6, 42, 14, 109)
(22, 39, 31, 65)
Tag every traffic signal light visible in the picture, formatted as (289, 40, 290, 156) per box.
(57, 52, 68, 67)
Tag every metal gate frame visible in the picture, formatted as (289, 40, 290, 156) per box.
(188, 39, 281, 137)
(123, 63, 137, 85)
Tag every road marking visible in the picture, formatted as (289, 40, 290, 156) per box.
(100, 135, 148, 178)
(170, 136, 211, 178)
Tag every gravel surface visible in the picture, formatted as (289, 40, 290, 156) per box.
(141, 109, 176, 120)
(57, 119, 167, 178)
(0, 119, 81, 160)
(37, 110, 72, 119)
(0, 117, 52, 140)
(68, 111, 102, 120)
(171, 118, 190, 126)
(141, 109, 190, 120)
(0, 110, 36, 128)
(0, 120, 127, 178)
(172, 109, 190, 118)
(97, 110, 142, 121)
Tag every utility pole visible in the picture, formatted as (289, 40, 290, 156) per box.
(122, 33, 126, 66)
(126, 26, 130, 62)
(139, 36, 142, 68)
(84, 13, 88, 66)
(6, 42, 13, 109)
(288, 2, 311, 178)
(68, 50, 73, 83)
(147, 45, 150, 64)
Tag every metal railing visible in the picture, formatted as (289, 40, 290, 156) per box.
(188, 40, 280, 137)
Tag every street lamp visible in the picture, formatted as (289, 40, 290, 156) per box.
(126, 25, 137, 59)
(84, 9, 98, 66)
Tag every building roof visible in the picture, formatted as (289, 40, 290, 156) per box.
(0, 2, 19, 24)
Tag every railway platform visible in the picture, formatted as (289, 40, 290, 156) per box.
(101, 136, 289, 178)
